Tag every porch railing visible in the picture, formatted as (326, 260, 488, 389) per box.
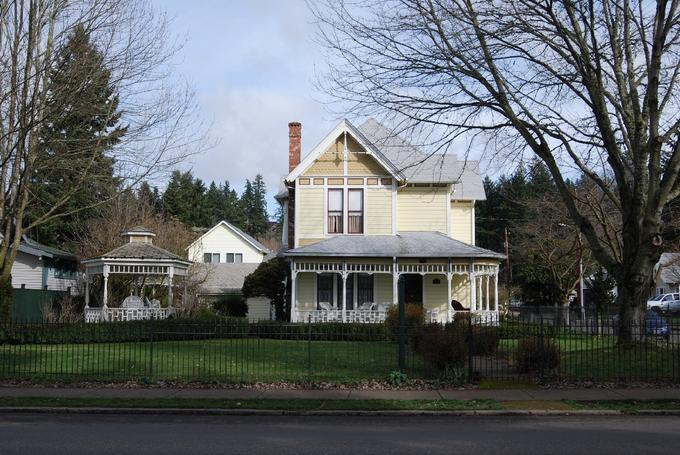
(85, 307, 174, 323)
(298, 309, 388, 323)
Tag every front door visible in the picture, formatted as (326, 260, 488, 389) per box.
(399, 274, 423, 306)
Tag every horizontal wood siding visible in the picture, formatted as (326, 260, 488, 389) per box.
(374, 273, 393, 304)
(451, 201, 473, 244)
(366, 187, 393, 234)
(11, 252, 43, 290)
(397, 186, 448, 233)
(188, 224, 265, 263)
(296, 187, 324, 243)
(424, 274, 448, 316)
(296, 273, 316, 311)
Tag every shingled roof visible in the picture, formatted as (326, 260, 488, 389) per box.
(96, 242, 185, 261)
(284, 232, 504, 259)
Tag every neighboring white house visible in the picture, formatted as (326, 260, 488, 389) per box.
(186, 220, 271, 264)
(9, 236, 79, 295)
(652, 253, 680, 296)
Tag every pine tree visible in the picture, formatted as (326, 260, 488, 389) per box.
(26, 25, 126, 248)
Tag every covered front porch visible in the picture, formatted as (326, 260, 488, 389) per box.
(290, 258, 499, 323)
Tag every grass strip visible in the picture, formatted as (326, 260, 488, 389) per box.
(0, 396, 501, 411)
(567, 399, 680, 413)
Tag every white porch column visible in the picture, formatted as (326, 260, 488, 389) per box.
(102, 265, 109, 309)
(341, 261, 348, 322)
(392, 257, 398, 306)
(291, 260, 298, 322)
(469, 267, 476, 312)
(494, 267, 499, 312)
(485, 274, 490, 311)
(477, 273, 482, 312)
(446, 273, 453, 323)
(84, 276, 90, 309)
(167, 266, 174, 308)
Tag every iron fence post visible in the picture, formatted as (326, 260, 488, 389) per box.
(148, 319, 154, 379)
(398, 299, 406, 372)
(307, 315, 312, 382)
(467, 316, 474, 381)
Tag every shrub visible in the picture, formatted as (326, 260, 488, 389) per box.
(471, 326, 500, 356)
(385, 303, 424, 340)
(516, 337, 561, 374)
(212, 294, 248, 318)
(417, 323, 467, 372)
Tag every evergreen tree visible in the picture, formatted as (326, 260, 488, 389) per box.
(26, 25, 126, 248)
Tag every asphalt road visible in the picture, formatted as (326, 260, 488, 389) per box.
(1, 413, 679, 455)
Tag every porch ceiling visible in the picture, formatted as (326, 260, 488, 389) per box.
(284, 231, 504, 259)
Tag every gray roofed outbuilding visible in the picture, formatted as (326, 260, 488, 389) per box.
(193, 263, 260, 295)
(283, 231, 504, 259)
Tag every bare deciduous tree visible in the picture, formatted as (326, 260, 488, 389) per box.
(312, 0, 680, 342)
(0, 0, 207, 321)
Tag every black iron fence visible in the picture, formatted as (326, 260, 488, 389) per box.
(0, 314, 678, 384)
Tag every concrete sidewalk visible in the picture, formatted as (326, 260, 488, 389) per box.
(1, 386, 679, 401)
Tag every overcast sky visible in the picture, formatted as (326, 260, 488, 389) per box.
(151, 0, 339, 213)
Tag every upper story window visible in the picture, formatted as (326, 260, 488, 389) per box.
(328, 189, 344, 234)
(348, 189, 364, 234)
(327, 188, 364, 235)
(203, 253, 220, 263)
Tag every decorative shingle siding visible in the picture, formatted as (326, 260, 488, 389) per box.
(304, 139, 344, 175)
(397, 186, 448, 233)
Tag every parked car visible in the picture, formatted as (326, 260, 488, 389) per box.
(612, 310, 670, 339)
(646, 293, 680, 312)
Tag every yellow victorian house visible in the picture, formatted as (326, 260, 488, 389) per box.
(276, 119, 503, 323)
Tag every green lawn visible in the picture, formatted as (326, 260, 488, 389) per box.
(1, 330, 678, 384)
(0, 338, 413, 383)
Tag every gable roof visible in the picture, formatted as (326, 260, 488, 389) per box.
(284, 231, 504, 259)
(285, 119, 405, 182)
(186, 220, 271, 255)
(284, 118, 486, 200)
(18, 236, 77, 261)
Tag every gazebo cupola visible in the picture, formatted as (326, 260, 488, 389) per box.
(120, 226, 156, 244)
(81, 227, 191, 323)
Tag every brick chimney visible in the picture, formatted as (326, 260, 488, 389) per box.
(288, 121, 301, 172)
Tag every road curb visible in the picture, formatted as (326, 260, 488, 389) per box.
(0, 406, 638, 417)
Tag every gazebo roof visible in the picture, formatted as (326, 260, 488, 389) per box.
(82, 227, 190, 275)
(97, 242, 185, 261)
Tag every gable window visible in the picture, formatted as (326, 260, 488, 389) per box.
(226, 253, 244, 263)
(203, 253, 220, 263)
(348, 189, 364, 234)
(328, 189, 343, 234)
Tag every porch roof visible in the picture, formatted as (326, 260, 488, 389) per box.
(283, 232, 504, 259)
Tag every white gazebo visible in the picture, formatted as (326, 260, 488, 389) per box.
(82, 227, 191, 323)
